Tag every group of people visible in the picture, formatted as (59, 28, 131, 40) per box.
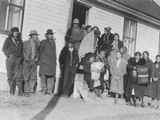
(3, 27, 57, 96)
(2, 18, 160, 110)
(58, 18, 160, 109)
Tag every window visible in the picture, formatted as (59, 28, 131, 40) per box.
(0, 0, 25, 32)
(123, 18, 137, 56)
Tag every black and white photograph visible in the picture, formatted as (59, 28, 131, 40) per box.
(0, 0, 160, 120)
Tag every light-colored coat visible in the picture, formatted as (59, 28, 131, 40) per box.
(110, 58, 127, 94)
(23, 39, 40, 81)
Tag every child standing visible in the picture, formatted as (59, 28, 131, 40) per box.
(83, 53, 96, 91)
(96, 49, 110, 95)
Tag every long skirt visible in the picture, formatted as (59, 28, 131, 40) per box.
(126, 75, 147, 98)
(145, 81, 160, 100)
(72, 73, 89, 99)
(110, 76, 124, 94)
(63, 66, 77, 96)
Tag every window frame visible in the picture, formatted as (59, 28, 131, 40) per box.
(0, 0, 25, 34)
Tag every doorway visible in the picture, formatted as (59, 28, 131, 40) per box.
(71, 1, 90, 27)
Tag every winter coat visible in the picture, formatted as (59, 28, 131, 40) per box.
(39, 39, 57, 76)
(59, 46, 79, 96)
(110, 58, 127, 94)
(2, 37, 23, 58)
(23, 39, 40, 81)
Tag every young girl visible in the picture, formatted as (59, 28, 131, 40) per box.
(96, 49, 110, 95)
(72, 53, 102, 102)
(91, 59, 104, 97)
(110, 51, 127, 104)
(83, 52, 104, 97)
(83, 53, 96, 91)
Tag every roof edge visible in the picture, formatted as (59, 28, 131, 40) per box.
(97, 0, 160, 27)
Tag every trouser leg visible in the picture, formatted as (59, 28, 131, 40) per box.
(29, 79, 36, 93)
(40, 75, 47, 93)
(10, 80, 16, 95)
(17, 80, 23, 96)
(24, 81, 30, 92)
(47, 77, 55, 94)
(6, 57, 16, 95)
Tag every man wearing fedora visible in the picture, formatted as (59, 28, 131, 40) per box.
(39, 29, 57, 95)
(23, 30, 40, 95)
(98, 26, 114, 55)
(65, 18, 84, 50)
(2, 27, 23, 95)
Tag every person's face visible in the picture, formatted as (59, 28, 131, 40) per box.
(47, 34, 54, 40)
(100, 51, 106, 58)
(104, 29, 111, 34)
(143, 53, 149, 60)
(114, 35, 119, 41)
(116, 52, 122, 59)
(120, 48, 124, 54)
(156, 56, 160, 63)
(87, 27, 91, 32)
(135, 54, 140, 60)
(31, 34, 38, 41)
(13, 31, 19, 38)
(89, 57, 94, 63)
(68, 43, 73, 48)
(104, 30, 108, 34)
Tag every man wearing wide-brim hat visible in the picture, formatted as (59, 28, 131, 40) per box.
(65, 18, 84, 50)
(39, 29, 57, 95)
(23, 30, 40, 95)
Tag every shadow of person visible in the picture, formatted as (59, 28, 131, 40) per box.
(31, 95, 60, 120)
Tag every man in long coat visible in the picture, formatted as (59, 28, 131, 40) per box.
(2, 27, 23, 95)
(23, 30, 40, 94)
(39, 29, 57, 95)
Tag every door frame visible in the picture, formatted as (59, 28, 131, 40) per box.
(67, 0, 91, 29)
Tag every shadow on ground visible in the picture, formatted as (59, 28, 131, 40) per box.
(31, 95, 60, 120)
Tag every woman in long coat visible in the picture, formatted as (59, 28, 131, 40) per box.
(59, 42, 79, 96)
(146, 55, 160, 108)
(110, 51, 127, 103)
(143, 51, 153, 80)
(126, 52, 147, 106)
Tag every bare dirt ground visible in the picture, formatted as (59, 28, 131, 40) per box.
(0, 91, 160, 120)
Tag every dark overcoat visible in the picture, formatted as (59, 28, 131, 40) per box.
(59, 46, 79, 96)
(145, 62, 160, 99)
(39, 39, 57, 76)
(126, 58, 147, 98)
(2, 37, 23, 58)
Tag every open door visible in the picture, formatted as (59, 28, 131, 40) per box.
(71, 1, 90, 27)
